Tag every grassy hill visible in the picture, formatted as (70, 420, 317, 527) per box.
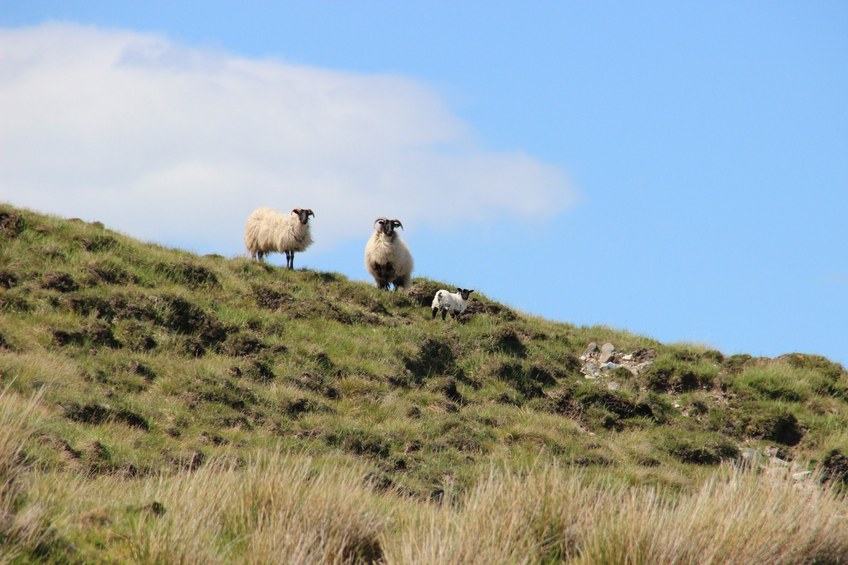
(2, 203, 848, 563)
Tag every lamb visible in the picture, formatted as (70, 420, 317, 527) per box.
(431, 288, 474, 320)
(364, 217, 413, 290)
(244, 207, 315, 270)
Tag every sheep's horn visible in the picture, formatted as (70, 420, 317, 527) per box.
(307, 209, 315, 217)
(373, 217, 388, 228)
(393, 219, 404, 230)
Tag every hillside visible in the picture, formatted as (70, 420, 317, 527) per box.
(2, 202, 848, 563)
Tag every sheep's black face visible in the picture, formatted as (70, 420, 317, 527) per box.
(375, 218, 391, 237)
(293, 208, 314, 225)
(374, 218, 403, 237)
(458, 289, 474, 300)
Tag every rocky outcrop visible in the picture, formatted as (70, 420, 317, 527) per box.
(579, 342, 657, 379)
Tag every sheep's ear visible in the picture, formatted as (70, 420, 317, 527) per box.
(292, 208, 301, 214)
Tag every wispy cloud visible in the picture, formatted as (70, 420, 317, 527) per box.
(0, 23, 575, 254)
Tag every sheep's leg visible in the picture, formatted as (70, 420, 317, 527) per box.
(399, 274, 410, 290)
(285, 251, 294, 270)
(441, 309, 447, 321)
(377, 265, 392, 290)
(374, 264, 386, 289)
(383, 262, 395, 283)
(432, 308, 438, 319)
(390, 273, 409, 292)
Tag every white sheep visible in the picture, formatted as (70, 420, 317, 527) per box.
(244, 207, 315, 270)
(431, 288, 474, 320)
(364, 217, 413, 290)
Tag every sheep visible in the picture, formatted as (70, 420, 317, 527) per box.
(364, 217, 413, 290)
(244, 207, 314, 270)
(431, 288, 474, 320)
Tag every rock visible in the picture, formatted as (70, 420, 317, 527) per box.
(740, 447, 762, 463)
(633, 362, 653, 375)
(581, 342, 599, 360)
(769, 456, 790, 468)
(598, 343, 616, 364)
(580, 343, 657, 380)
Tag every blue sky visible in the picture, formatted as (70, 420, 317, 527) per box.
(1, 2, 846, 365)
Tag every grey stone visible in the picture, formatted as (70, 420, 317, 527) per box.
(598, 343, 616, 364)
(582, 342, 598, 360)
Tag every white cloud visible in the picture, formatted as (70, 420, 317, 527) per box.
(0, 23, 575, 255)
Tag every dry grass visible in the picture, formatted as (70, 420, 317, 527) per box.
(8, 442, 848, 563)
(384, 466, 598, 563)
(577, 467, 848, 563)
(125, 451, 387, 564)
(384, 462, 848, 564)
(0, 386, 49, 564)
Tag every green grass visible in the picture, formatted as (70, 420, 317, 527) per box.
(3, 202, 848, 562)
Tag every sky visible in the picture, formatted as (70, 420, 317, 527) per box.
(1, 2, 846, 366)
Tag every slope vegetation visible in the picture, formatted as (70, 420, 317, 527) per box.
(2, 203, 848, 562)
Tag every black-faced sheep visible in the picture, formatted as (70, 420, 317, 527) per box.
(364, 217, 413, 290)
(244, 207, 314, 270)
(431, 288, 474, 320)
